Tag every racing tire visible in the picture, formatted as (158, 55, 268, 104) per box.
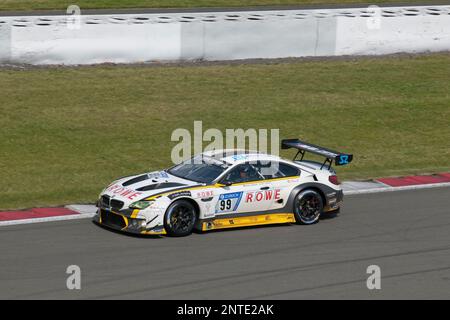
(293, 189, 323, 225)
(164, 200, 197, 237)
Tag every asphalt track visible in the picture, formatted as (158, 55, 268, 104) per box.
(0, 187, 449, 299)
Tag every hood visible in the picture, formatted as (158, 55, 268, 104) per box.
(100, 170, 200, 208)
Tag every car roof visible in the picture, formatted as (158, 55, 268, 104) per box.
(201, 149, 283, 165)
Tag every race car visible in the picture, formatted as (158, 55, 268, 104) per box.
(93, 139, 353, 237)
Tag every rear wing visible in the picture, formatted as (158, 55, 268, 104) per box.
(281, 138, 353, 169)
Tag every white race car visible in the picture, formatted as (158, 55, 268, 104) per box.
(93, 139, 352, 237)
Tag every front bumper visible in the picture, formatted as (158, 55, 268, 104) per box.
(93, 208, 166, 235)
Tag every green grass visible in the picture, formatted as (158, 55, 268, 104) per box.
(0, 0, 439, 11)
(1, 54, 449, 210)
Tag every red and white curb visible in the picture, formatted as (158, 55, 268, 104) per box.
(343, 172, 450, 195)
(0, 206, 95, 226)
(1, 173, 449, 226)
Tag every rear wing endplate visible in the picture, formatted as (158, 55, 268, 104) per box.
(282, 138, 353, 169)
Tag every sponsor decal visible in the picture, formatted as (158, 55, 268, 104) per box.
(231, 154, 249, 161)
(337, 155, 349, 165)
(148, 171, 169, 179)
(204, 204, 214, 217)
(168, 190, 192, 200)
(245, 189, 281, 203)
(215, 192, 243, 213)
(196, 190, 214, 198)
(106, 184, 142, 200)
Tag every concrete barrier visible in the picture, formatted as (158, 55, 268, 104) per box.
(0, 5, 449, 65)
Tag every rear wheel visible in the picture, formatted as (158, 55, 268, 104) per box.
(293, 189, 323, 225)
(164, 200, 197, 237)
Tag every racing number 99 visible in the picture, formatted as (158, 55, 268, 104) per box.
(220, 199, 232, 211)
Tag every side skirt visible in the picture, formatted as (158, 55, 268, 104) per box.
(200, 213, 295, 232)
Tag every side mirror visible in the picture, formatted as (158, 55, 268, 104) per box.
(217, 181, 232, 187)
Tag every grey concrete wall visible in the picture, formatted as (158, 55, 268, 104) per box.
(0, 5, 448, 65)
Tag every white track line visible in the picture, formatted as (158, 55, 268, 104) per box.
(344, 182, 450, 195)
(0, 213, 95, 227)
(1, 182, 449, 227)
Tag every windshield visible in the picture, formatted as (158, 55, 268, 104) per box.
(168, 155, 229, 183)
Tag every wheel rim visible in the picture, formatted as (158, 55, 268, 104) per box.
(297, 193, 321, 222)
(169, 205, 195, 233)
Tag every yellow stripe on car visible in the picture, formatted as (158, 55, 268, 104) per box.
(130, 209, 139, 219)
(141, 229, 167, 235)
(201, 213, 295, 231)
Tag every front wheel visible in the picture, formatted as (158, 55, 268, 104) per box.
(164, 200, 197, 237)
(293, 189, 323, 225)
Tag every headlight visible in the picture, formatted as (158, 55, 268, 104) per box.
(128, 218, 147, 229)
(129, 200, 154, 210)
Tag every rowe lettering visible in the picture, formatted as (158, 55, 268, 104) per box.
(106, 184, 142, 200)
(245, 190, 281, 203)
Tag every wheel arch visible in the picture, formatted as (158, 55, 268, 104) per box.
(286, 182, 331, 213)
(168, 197, 201, 218)
(164, 197, 200, 237)
(297, 187, 326, 208)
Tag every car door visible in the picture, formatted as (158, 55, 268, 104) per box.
(254, 161, 301, 211)
(214, 163, 273, 216)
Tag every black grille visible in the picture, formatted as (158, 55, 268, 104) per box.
(101, 195, 110, 207)
(100, 210, 126, 229)
(110, 199, 124, 210)
(100, 195, 124, 210)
